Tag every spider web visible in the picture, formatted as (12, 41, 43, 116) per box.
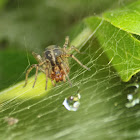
(0, 0, 140, 140)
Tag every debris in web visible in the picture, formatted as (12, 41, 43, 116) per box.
(4, 117, 19, 126)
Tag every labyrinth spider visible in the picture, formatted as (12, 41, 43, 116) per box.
(24, 36, 90, 90)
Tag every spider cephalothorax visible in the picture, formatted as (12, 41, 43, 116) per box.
(24, 36, 90, 90)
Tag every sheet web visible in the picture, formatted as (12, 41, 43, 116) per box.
(0, 1, 139, 140)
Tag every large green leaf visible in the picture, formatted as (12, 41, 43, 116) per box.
(103, 0, 140, 35)
(85, 16, 140, 82)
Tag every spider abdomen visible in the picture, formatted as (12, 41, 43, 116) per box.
(51, 69, 64, 82)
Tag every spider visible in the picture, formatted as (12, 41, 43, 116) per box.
(23, 36, 90, 90)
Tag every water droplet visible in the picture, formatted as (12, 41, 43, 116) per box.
(126, 98, 140, 108)
(125, 83, 140, 108)
(127, 94, 133, 101)
(63, 93, 81, 111)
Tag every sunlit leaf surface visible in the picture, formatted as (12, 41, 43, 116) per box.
(85, 16, 140, 82)
(104, 0, 140, 35)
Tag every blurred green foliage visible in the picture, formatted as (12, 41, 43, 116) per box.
(0, 48, 36, 90)
(0, 0, 135, 51)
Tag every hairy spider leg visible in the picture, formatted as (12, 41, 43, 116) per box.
(23, 64, 37, 87)
(58, 57, 72, 87)
(45, 68, 49, 90)
(32, 52, 43, 63)
(67, 45, 82, 54)
(32, 65, 39, 88)
(63, 54, 90, 71)
(63, 36, 83, 54)
(63, 36, 89, 69)
(33, 59, 55, 90)
(31, 52, 44, 87)
(51, 79, 56, 87)
(63, 74, 66, 82)
(23, 61, 46, 88)
(45, 61, 55, 89)
(71, 55, 90, 71)
(33, 61, 49, 88)
(61, 63, 72, 87)
(38, 67, 45, 73)
(63, 36, 69, 51)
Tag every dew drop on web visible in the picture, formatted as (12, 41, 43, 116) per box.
(63, 93, 81, 111)
(125, 83, 140, 108)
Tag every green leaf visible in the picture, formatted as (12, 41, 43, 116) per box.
(103, 0, 140, 35)
(85, 16, 140, 82)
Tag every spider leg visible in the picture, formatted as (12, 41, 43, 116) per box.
(51, 80, 56, 87)
(32, 61, 48, 88)
(44, 60, 53, 90)
(45, 68, 49, 90)
(50, 70, 55, 86)
(63, 75, 66, 82)
(23, 64, 37, 87)
(32, 52, 43, 63)
(63, 36, 69, 50)
(24, 60, 47, 88)
(67, 45, 82, 54)
(71, 54, 90, 71)
(39, 67, 56, 87)
(39, 67, 45, 73)
(59, 60, 72, 87)
(32, 65, 39, 88)
(47, 61, 54, 85)
(63, 54, 90, 71)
